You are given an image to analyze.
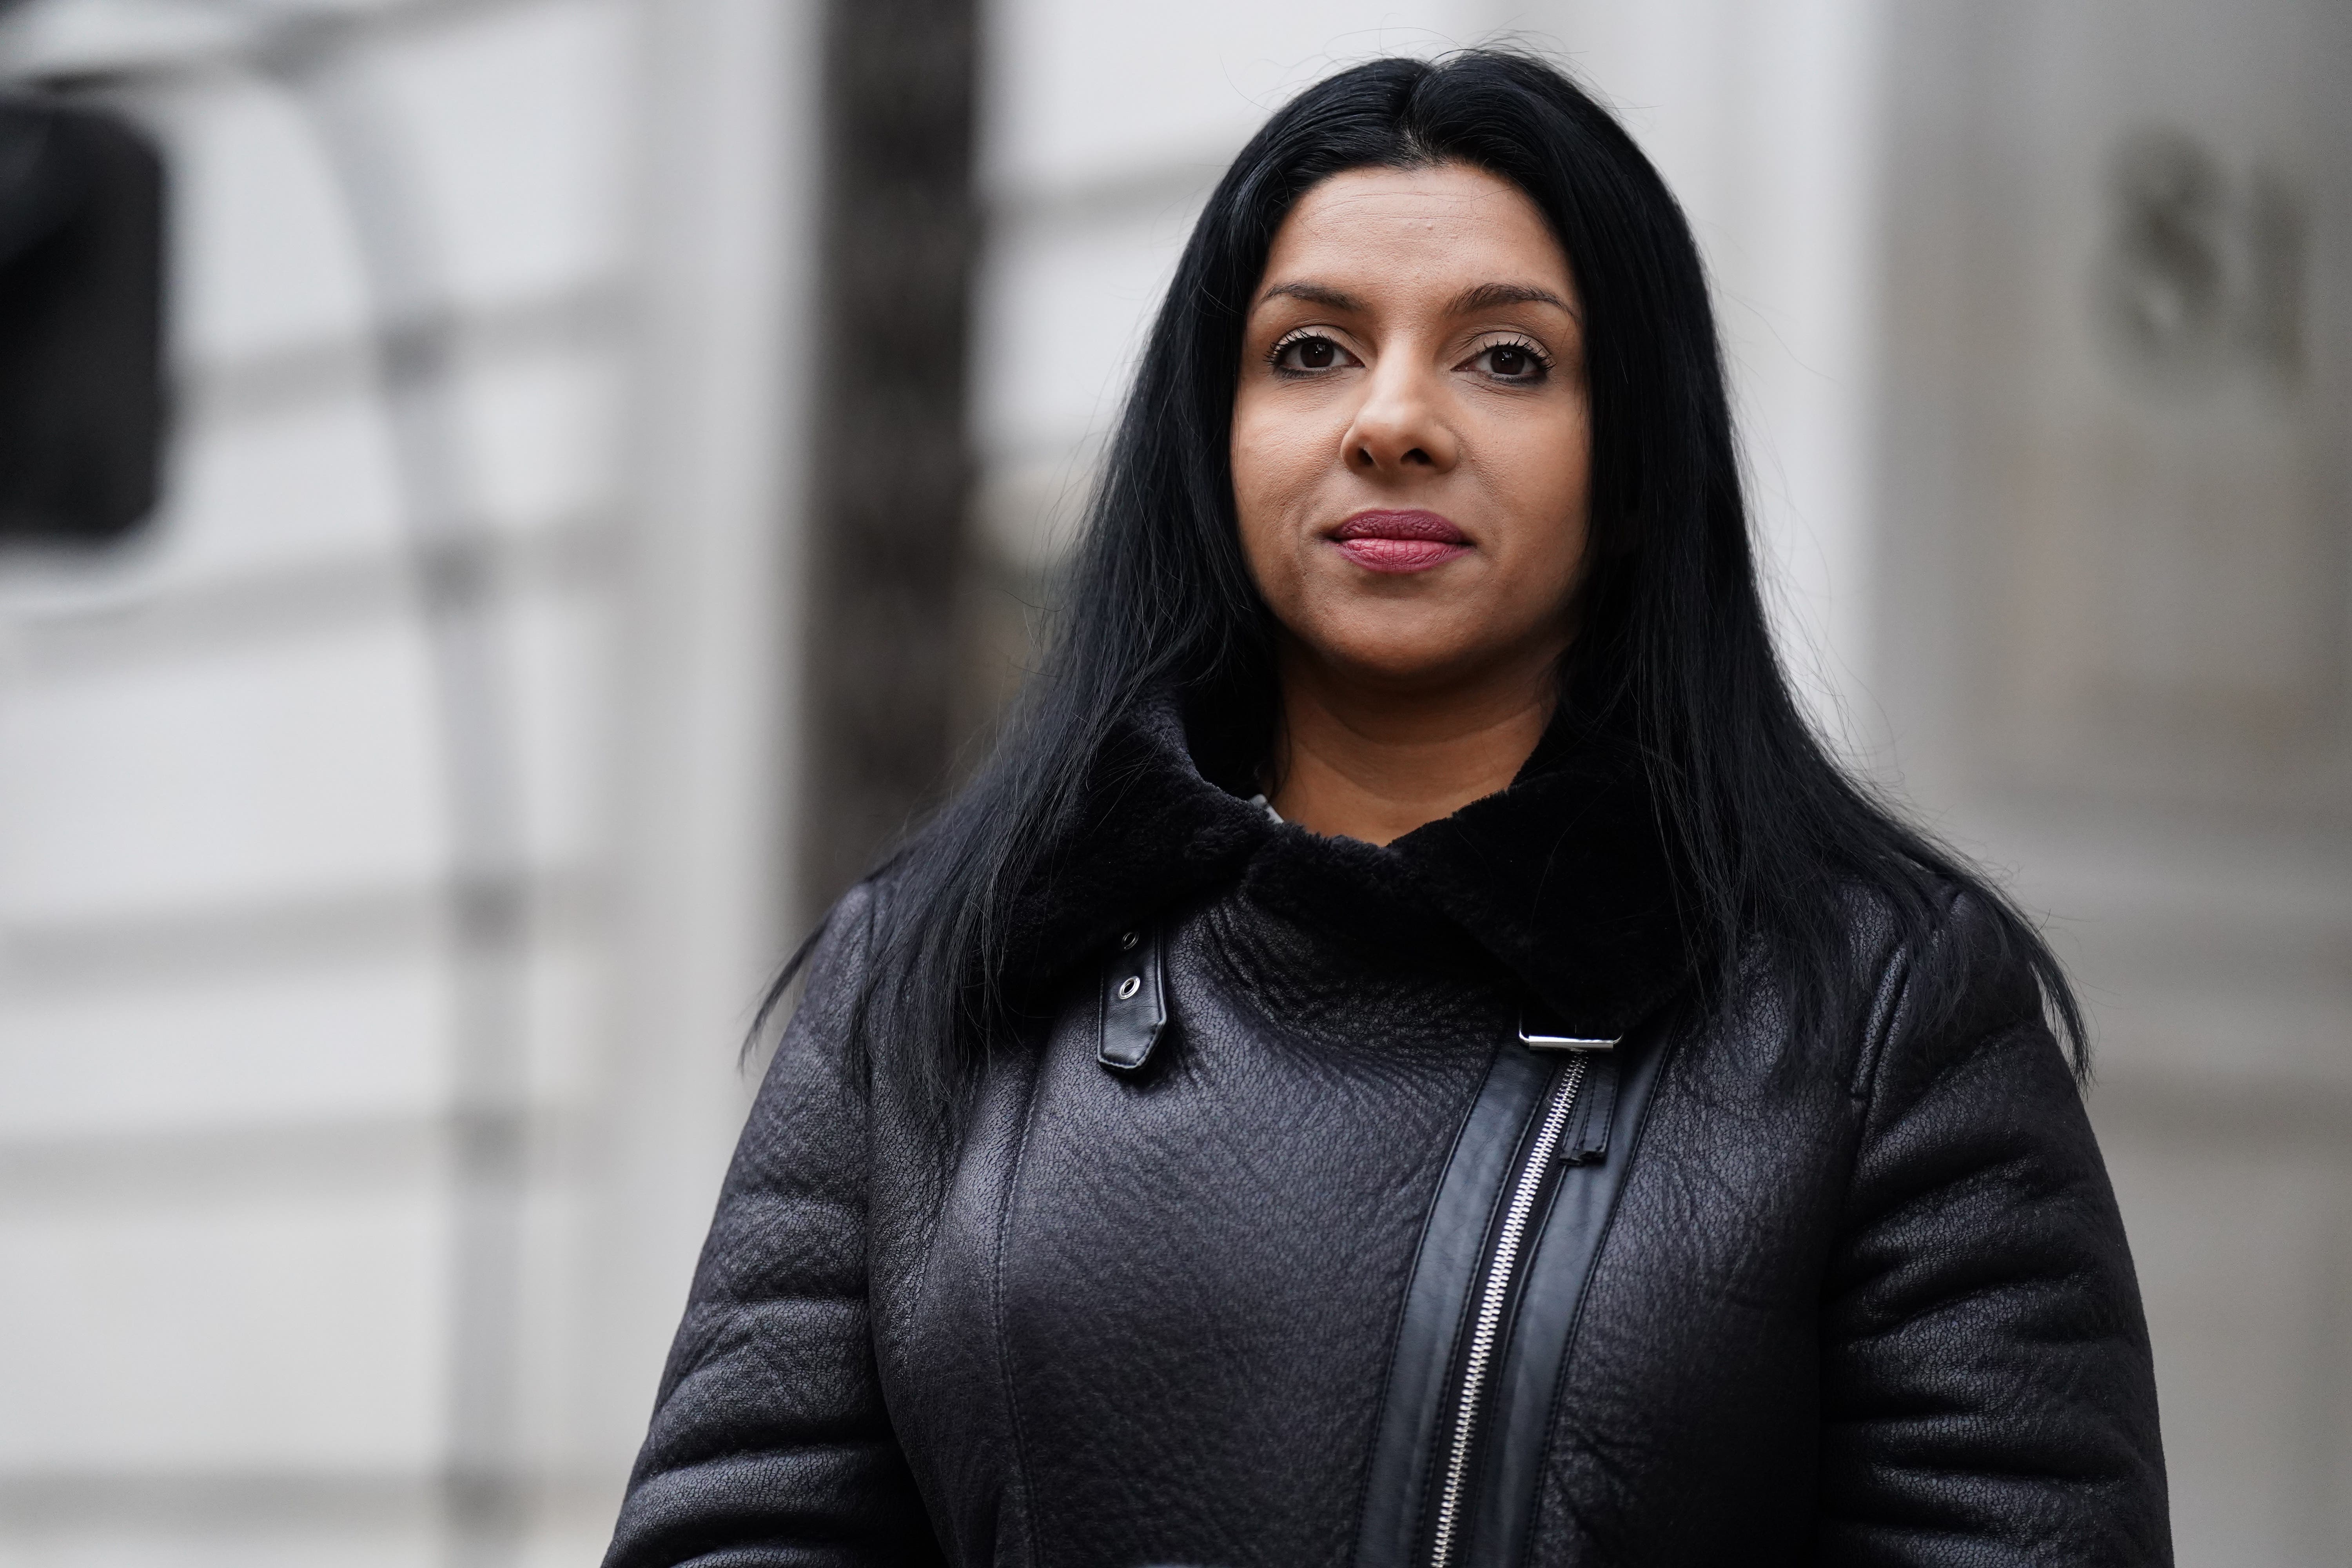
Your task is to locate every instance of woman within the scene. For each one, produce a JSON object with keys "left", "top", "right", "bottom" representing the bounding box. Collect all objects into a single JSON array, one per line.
[{"left": 606, "top": 51, "right": 2169, "bottom": 1568}]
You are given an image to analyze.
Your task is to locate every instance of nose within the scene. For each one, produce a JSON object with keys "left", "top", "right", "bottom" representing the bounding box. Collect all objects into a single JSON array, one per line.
[{"left": 1340, "top": 354, "right": 1459, "bottom": 476}]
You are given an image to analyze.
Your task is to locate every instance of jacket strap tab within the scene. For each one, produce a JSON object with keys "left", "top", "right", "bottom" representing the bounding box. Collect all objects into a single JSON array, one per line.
[{"left": 1097, "top": 922, "right": 1168, "bottom": 1073}]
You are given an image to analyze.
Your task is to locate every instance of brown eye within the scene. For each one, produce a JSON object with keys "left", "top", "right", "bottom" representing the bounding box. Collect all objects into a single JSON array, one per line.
[
  {"left": 1274, "top": 334, "right": 1353, "bottom": 372},
  {"left": 1478, "top": 342, "right": 1546, "bottom": 381}
]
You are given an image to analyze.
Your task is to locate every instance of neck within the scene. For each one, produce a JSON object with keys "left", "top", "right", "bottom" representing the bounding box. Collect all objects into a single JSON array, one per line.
[{"left": 1265, "top": 642, "right": 1560, "bottom": 846}]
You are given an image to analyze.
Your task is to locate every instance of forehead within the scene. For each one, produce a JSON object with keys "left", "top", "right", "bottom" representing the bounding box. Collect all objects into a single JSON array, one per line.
[{"left": 1258, "top": 163, "right": 1572, "bottom": 297}]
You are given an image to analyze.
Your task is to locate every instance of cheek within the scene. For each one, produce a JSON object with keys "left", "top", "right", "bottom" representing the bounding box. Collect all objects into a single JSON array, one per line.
[
  {"left": 1231, "top": 400, "right": 1328, "bottom": 510},
  {"left": 1492, "top": 407, "right": 1592, "bottom": 591},
  {"left": 1229, "top": 399, "right": 1330, "bottom": 586}
]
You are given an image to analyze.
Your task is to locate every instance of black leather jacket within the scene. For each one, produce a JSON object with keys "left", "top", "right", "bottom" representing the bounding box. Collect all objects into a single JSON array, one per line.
[{"left": 604, "top": 700, "right": 2170, "bottom": 1567}]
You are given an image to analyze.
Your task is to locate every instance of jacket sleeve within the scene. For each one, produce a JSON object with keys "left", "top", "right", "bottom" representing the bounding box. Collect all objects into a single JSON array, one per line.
[
  {"left": 603, "top": 887, "right": 947, "bottom": 1567},
  {"left": 1814, "top": 898, "right": 2172, "bottom": 1566}
]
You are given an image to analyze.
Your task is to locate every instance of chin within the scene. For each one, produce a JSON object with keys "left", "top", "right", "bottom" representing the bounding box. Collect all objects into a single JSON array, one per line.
[{"left": 1320, "top": 635, "right": 1499, "bottom": 691}]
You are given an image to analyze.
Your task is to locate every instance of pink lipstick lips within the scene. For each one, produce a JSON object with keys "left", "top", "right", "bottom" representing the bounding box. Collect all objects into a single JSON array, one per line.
[{"left": 1330, "top": 510, "right": 1471, "bottom": 573}]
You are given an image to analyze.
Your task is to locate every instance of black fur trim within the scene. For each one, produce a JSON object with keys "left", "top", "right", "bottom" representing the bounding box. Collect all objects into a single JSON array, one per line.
[{"left": 1002, "top": 691, "right": 1695, "bottom": 1038}]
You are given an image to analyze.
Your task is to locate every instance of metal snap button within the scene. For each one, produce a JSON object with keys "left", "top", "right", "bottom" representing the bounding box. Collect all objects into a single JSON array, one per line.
[{"left": 1116, "top": 975, "right": 1142, "bottom": 1001}]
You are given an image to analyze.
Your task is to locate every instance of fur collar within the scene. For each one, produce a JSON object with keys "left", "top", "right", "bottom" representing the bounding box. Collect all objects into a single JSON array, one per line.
[{"left": 1004, "top": 690, "right": 1697, "bottom": 1040}]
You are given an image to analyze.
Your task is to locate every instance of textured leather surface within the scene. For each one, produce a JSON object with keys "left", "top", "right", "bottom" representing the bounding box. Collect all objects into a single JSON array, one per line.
[
  {"left": 1473, "top": 1035, "right": 1661, "bottom": 1568},
  {"left": 1355, "top": 1041, "right": 1552, "bottom": 1568},
  {"left": 603, "top": 702, "right": 2171, "bottom": 1568}
]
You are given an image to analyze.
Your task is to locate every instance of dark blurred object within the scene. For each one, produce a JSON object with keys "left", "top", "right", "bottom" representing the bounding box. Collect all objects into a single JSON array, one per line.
[
  {"left": 2098, "top": 127, "right": 2305, "bottom": 390},
  {"left": 0, "top": 96, "right": 165, "bottom": 545},
  {"left": 800, "top": 0, "right": 979, "bottom": 912}
]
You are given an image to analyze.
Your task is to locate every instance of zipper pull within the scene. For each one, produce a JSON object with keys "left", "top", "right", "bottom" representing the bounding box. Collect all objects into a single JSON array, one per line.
[
  {"left": 1515, "top": 1006, "right": 1619, "bottom": 1163},
  {"left": 1559, "top": 1046, "right": 1619, "bottom": 1165}
]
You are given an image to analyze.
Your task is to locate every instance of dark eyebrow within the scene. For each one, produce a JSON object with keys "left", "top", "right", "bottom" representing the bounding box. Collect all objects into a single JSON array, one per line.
[
  {"left": 1448, "top": 281, "right": 1576, "bottom": 316},
  {"left": 1256, "top": 279, "right": 1577, "bottom": 318},
  {"left": 1256, "top": 281, "right": 1364, "bottom": 311}
]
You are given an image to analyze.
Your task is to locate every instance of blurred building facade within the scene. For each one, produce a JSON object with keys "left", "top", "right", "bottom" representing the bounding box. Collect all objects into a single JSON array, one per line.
[
  {"left": 1875, "top": 7, "right": 2352, "bottom": 1559},
  {"left": 0, "top": 0, "right": 2343, "bottom": 1564},
  {"left": 0, "top": 0, "right": 815, "bottom": 1561}
]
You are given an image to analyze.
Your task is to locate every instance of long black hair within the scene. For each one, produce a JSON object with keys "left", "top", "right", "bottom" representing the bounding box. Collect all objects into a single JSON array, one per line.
[{"left": 780, "top": 48, "right": 2082, "bottom": 1103}]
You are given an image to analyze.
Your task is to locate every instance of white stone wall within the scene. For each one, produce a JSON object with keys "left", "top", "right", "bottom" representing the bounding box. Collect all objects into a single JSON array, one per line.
[
  {"left": 1875, "top": 4, "right": 2352, "bottom": 1561},
  {"left": 0, "top": 0, "right": 817, "bottom": 1562}
]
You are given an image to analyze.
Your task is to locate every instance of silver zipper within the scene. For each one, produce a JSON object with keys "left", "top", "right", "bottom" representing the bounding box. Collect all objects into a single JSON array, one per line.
[{"left": 1425, "top": 1052, "right": 1590, "bottom": 1568}]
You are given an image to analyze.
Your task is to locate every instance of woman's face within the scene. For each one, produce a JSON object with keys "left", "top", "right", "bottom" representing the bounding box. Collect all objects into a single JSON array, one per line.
[{"left": 1232, "top": 162, "right": 1591, "bottom": 693}]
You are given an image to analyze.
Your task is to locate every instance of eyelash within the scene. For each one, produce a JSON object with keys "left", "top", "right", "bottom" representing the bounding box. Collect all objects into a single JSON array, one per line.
[
  {"left": 1264, "top": 330, "right": 1556, "bottom": 380},
  {"left": 1465, "top": 335, "right": 1554, "bottom": 379},
  {"left": 1267, "top": 330, "right": 1356, "bottom": 374}
]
